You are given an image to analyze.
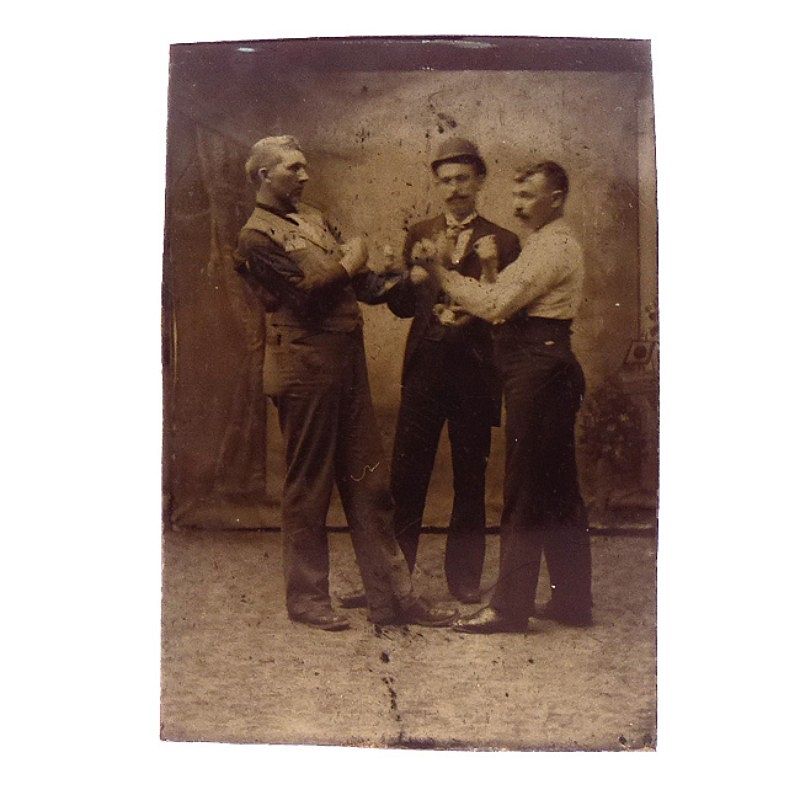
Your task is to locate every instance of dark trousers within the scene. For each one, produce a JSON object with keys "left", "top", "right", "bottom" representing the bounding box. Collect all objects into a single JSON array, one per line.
[
  {"left": 391, "top": 339, "right": 492, "bottom": 596},
  {"left": 269, "top": 328, "right": 412, "bottom": 622},
  {"left": 490, "top": 320, "right": 592, "bottom": 620}
]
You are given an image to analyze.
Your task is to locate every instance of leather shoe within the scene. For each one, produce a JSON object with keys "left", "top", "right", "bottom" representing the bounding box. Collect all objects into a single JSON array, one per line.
[
  {"left": 289, "top": 608, "right": 351, "bottom": 631},
  {"left": 375, "top": 599, "right": 457, "bottom": 628},
  {"left": 536, "top": 600, "right": 593, "bottom": 627},
  {"left": 337, "top": 589, "right": 368, "bottom": 609},
  {"left": 451, "top": 587, "right": 482, "bottom": 605},
  {"left": 452, "top": 606, "right": 528, "bottom": 634}
]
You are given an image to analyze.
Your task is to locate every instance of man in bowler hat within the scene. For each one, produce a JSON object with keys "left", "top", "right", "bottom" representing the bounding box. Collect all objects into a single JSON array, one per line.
[{"left": 383, "top": 137, "right": 521, "bottom": 603}]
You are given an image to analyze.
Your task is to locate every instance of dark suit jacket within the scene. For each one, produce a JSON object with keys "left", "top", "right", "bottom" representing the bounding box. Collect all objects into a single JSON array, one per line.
[
  {"left": 236, "top": 202, "right": 391, "bottom": 396},
  {"left": 385, "top": 214, "right": 521, "bottom": 425},
  {"left": 236, "top": 202, "right": 390, "bottom": 328}
]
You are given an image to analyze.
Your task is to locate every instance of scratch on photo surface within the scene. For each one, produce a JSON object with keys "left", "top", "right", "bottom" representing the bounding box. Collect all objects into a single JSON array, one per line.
[{"left": 350, "top": 462, "right": 381, "bottom": 482}]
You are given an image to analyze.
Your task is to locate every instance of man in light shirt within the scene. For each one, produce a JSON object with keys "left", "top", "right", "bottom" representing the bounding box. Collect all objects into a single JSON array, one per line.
[{"left": 424, "top": 160, "right": 593, "bottom": 633}]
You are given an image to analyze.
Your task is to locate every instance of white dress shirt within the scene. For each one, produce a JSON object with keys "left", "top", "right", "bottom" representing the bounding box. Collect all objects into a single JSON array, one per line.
[{"left": 438, "top": 217, "right": 584, "bottom": 324}]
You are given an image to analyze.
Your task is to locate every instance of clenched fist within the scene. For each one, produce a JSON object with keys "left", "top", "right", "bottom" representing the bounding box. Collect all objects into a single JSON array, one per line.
[
  {"left": 339, "top": 236, "right": 369, "bottom": 276},
  {"left": 410, "top": 238, "right": 438, "bottom": 267},
  {"left": 409, "top": 265, "right": 430, "bottom": 285},
  {"left": 473, "top": 234, "right": 498, "bottom": 263}
]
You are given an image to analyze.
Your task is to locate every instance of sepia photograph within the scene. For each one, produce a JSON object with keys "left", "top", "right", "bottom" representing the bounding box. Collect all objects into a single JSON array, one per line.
[
  {"left": 160, "top": 35, "right": 658, "bottom": 750},
  {"left": 6, "top": 0, "right": 800, "bottom": 795},
  {"left": 7, "top": 2, "right": 799, "bottom": 789}
]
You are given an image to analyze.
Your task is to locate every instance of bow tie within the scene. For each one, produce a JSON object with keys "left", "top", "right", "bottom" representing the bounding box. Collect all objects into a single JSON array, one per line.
[{"left": 445, "top": 214, "right": 477, "bottom": 239}]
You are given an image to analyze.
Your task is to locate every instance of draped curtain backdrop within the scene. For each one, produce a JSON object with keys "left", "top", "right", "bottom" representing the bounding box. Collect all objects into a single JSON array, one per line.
[
  {"left": 194, "top": 126, "right": 267, "bottom": 501},
  {"left": 163, "top": 38, "right": 657, "bottom": 531}
]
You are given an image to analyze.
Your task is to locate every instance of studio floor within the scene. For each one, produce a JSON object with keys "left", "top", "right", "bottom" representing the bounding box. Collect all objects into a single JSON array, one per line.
[{"left": 161, "top": 530, "right": 656, "bottom": 750}]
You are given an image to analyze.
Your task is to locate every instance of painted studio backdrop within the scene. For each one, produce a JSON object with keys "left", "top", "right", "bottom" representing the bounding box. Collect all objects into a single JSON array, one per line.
[{"left": 163, "top": 38, "right": 658, "bottom": 532}]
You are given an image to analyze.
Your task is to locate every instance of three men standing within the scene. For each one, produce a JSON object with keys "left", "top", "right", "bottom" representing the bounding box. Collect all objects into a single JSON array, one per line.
[
  {"left": 234, "top": 134, "right": 592, "bottom": 634},
  {"left": 384, "top": 138, "right": 520, "bottom": 603}
]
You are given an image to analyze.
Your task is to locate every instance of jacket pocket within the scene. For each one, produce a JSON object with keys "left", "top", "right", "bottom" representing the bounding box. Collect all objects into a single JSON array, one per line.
[{"left": 263, "top": 327, "right": 347, "bottom": 396}]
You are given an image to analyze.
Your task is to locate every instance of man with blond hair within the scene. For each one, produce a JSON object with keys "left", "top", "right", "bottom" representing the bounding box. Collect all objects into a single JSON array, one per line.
[{"left": 234, "top": 135, "right": 456, "bottom": 631}]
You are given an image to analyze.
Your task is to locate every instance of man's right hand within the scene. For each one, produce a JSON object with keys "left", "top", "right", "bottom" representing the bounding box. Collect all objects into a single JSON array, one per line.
[
  {"left": 473, "top": 234, "right": 498, "bottom": 263},
  {"left": 409, "top": 265, "right": 430, "bottom": 285}
]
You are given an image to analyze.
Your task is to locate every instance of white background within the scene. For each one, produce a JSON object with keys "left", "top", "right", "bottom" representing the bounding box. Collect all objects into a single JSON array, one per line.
[{"left": 2, "top": 1, "right": 798, "bottom": 792}]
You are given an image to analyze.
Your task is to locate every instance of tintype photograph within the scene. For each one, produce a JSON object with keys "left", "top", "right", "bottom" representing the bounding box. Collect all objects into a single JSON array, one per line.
[{"left": 161, "top": 35, "right": 658, "bottom": 750}]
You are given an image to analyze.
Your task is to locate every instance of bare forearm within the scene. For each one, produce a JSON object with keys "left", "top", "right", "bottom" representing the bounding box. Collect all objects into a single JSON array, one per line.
[{"left": 436, "top": 266, "right": 526, "bottom": 323}]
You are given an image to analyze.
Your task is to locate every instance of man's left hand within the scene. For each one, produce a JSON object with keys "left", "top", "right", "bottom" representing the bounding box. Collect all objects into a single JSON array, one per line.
[
  {"left": 339, "top": 236, "right": 369, "bottom": 276},
  {"left": 433, "top": 302, "right": 473, "bottom": 327},
  {"left": 410, "top": 238, "right": 438, "bottom": 268}
]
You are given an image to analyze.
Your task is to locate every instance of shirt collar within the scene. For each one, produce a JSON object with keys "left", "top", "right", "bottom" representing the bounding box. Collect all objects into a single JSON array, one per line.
[
  {"left": 539, "top": 216, "right": 568, "bottom": 234},
  {"left": 256, "top": 198, "right": 297, "bottom": 218},
  {"left": 444, "top": 211, "right": 478, "bottom": 229},
  {"left": 525, "top": 215, "right": 569, "bottom": 242}
]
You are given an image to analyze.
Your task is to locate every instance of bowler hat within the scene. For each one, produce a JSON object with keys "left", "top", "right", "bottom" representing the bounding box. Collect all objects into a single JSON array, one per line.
[{"left": 431, "top": 137, "right": 486, "bottom": 175}]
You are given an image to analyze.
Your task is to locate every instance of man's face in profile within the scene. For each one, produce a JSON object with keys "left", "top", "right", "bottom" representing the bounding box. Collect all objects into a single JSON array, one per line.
[
  {"left": 513, "top": 172, "right": 562, "bottom": 230},
  {"left": 263, "top": 148, "right": 309, "bottom": 207},
  {"left": 434, "top": 161, "right": 484, "bottom": 219}
]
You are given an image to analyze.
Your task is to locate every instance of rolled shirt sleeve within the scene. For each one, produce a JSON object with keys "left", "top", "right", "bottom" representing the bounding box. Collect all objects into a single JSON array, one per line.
[{"left": 438, "top": 220, "right": 583, "bottom": 323}]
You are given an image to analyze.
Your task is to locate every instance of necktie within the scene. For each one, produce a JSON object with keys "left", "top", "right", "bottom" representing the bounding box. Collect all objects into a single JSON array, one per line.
[{"left": 445, "top": 217, "right": 475, "bottom": 265}]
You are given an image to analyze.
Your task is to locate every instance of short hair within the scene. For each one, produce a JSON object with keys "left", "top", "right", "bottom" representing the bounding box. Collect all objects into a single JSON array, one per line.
[
  {"left": 245, "top": 135, "right": 301, "bottom": 183},
  {"left": 514, "top": 160, "right": 569, "bottom": 198}
]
